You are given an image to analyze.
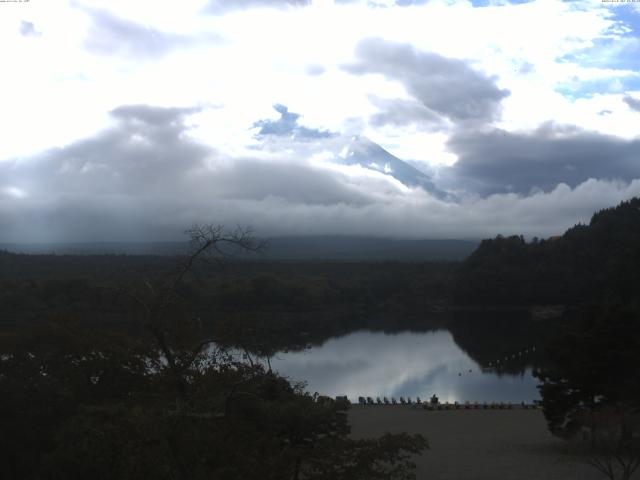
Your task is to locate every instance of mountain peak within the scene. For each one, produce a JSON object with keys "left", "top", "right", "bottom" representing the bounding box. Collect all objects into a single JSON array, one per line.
[{"left": 336, "top": 136, "right": 449, "bottom": 199}]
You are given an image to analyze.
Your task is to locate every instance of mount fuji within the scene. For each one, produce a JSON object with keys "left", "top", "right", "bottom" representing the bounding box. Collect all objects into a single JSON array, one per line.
[{"left": 335, "top": 136, "right": 448, "bottom": 199}]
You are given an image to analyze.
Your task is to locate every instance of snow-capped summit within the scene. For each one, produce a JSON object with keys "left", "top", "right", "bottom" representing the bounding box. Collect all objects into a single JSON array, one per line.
[{"left": 336, "top": 136, "right": 447, "bottom": 198}]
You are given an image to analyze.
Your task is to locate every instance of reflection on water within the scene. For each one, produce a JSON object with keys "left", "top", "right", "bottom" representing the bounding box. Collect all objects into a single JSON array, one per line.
[{"left": 270, "top": 330, "right": 540, "bottom": 403}]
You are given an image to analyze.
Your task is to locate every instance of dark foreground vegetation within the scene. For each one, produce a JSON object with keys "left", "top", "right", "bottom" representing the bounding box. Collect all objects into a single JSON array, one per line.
[
  {"left": 1, "top": 198, "right": 640, "bottom": 479},
  {"left": 0, "top": 226, "right": 428, "bottom": 479},
  {"left": 0, "top": 251, "right": 454, "bottom": 353}
]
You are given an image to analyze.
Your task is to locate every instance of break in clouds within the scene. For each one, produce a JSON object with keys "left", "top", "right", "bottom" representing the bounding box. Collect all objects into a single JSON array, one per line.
[{"left": 2, "top": 103, "right": 640, "bottom": 243}]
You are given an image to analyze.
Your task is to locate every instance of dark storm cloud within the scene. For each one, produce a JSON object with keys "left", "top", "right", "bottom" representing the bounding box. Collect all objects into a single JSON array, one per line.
[
  {"left": 19, "top": 21, "right": 39, "bottom": 37},
  {"left": 623, "top": 95, "right": 640, "bottom": 112},
  {"left": 79, "top": 6, "right": 213, "bottom": 59},
  {"left": 444, "top": 123, "right": 640, "bottom": 195},
  {"left": 343, "top": 38, "right": 510, "bottom": 127},
  {"left": 253, "top": 104, "right": 336, "bottom": 140},
  {"left": 204, "top": 0, "right": 310, "bottom": 15}
]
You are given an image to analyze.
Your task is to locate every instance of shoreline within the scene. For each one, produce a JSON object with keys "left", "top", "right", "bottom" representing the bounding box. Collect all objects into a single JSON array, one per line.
[{"left": 348, "top": 405, "right": 600, "bottom": 480}]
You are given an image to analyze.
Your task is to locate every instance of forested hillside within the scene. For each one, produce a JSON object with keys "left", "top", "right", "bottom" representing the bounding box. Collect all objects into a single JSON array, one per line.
[
  {"left": 454, "top": 197, "right": 640, "bottom": 306},
  {"left": 454, "top": 197, "right": 640, "bottom": 461}
]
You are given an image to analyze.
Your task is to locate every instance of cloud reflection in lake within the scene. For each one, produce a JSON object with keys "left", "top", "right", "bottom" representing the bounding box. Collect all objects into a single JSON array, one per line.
[{"left": 270, "top": 330, "right": 539, "bottom": 403}]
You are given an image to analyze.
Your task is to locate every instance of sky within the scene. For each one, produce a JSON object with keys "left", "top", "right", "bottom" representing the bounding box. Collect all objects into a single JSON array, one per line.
[{"left": 1, "top": 0, "right": 640, "bottom": 242}]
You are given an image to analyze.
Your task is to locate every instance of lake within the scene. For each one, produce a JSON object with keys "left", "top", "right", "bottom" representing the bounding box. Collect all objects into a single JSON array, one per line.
[{"left": 270, "top": 329, "right": 541, "bottom": 403}]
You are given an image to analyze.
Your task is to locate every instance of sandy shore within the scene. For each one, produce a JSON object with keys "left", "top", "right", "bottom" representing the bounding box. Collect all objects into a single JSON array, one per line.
[{"left": 349, "top": 405, "right": 601, "bottom": 480}]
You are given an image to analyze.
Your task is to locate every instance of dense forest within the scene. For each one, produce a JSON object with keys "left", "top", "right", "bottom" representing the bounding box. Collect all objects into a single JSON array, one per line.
[
  {"left": 0, "top": 252, "right": 455, "bottom": 353},
  {"left": 455, "top": 197, "right": 640, "bottom": 306}
]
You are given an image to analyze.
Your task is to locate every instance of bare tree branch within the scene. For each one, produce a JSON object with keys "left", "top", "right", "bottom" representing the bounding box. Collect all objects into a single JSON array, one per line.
[{"left": 121, "top": 223, "right": 267, "bottom": 405}]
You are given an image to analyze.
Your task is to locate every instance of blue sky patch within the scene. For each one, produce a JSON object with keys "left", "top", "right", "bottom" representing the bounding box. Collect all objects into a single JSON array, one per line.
[{"left": 555, "top": 74, "right": 640, "bottom": 99}]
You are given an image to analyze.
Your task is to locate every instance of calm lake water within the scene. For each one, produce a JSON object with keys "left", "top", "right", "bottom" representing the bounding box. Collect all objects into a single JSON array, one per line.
[{"left": 270, "top": 330, "right": 540, "bottom": 403}]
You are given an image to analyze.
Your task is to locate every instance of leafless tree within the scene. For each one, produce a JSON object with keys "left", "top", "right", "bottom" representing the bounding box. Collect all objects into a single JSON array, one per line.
[{"left": 122, "top": 224, "right": 266, "bottom": 406}]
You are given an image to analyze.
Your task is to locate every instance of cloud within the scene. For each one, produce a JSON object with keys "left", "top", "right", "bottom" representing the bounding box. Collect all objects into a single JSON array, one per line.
[
  {"left": 518, "top": 61, "right": 535, "bottom": 75},
  {"left": 212, "top": 159, "right": 376, "bottom": 206},
  {"left": 368, "top": 96, "right": 445, "bottom": 129},
  {"left": 1, "top": 105, "right": 207, "bottom": 202},
  {"left": 0, "top": 103, "right": 387, "bottom": 242},
  {"left": 623, "top": 94, "right": 640, "bottom": 112},
  {"left": 305, "top": 64, "right": 326, "bottom": 76},
  {"left": 110, "top": 104, "right": 201, "bottom": 126},
  {"left": 394, "top": 0, "right": 428, "bottom": 5},
  {"left": 204, "top": 0, "right": 311, "bottom": 15},
  {"left": 5, "top": 0, "right": 640, "bottom": 247},
  {"left": 80, "top": 6, "right": 205, "bottom": 59},
  {"left": 442, "top": 123, "right": 640, "bottom": 195},
  {"left": 271, "top": 331, "right": 472, "bottom": 400},
  {"left": 253, "top": 104, "right": 336, "bottom": 140},
  {"left": 343, "top": 38, "right": 510, "bottom": 127},
  {"left": 19, "top": 21, "right": 39, "bottom": 37},
  {"left": 2, "top": 103, "right": 640, "bottom": 244}
]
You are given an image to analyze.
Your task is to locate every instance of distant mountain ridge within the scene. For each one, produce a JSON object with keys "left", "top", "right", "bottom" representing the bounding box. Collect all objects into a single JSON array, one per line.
[
  {"left": 1, "top": 236, "right": 478, "bottom": 261},
  {"left": 262, "top": 236, "right": 477, "bottom": 261}
]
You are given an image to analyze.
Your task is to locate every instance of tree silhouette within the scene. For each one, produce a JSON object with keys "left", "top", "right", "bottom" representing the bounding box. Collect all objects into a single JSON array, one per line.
[
  {"left": 535, "top": 305, "right": 640, "bottom": 480},
  {"left": 0, "top": 224, "right": 428, "bottom": 480}
]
